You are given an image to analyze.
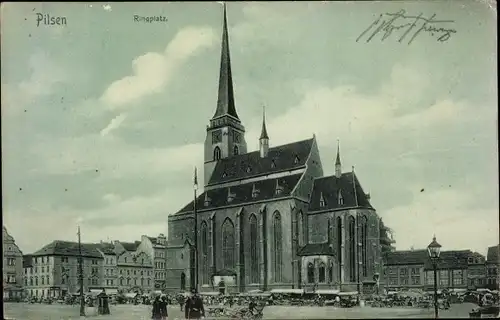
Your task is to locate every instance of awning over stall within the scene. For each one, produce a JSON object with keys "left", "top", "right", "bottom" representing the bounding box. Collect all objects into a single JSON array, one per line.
[
  {"left": 125, "top": 293, "right": 138, "bottom": 298},
  {"left": 270, "top": 289, "right": 305, "bottom": 294}
]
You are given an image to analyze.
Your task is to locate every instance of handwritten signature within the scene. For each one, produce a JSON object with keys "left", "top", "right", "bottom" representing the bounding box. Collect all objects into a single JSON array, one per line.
[{"left": 356, "top": 10, "right": 457, "bottom": 45}]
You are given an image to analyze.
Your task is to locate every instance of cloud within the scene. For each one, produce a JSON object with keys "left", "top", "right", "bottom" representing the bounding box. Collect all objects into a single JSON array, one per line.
[
  {"left": 100, "top": 27, "right": 217, "bottom": 109},
  {"left": 1, "top": 52, "right": 67, "bottom": 117},
  {"left": 100, "top": 113, "right": 127, "bottom": 137}
]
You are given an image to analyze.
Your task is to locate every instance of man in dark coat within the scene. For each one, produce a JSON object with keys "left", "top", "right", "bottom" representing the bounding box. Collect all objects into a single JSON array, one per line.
[
  {"left": 151, "top": 295, "right": 162, "bottom": 320},
  {"left": 160, "top": 295, "right": 168, "bottom": 320},
  {"left": 185, "top": 289, "right": 205, "bottom": 319}
]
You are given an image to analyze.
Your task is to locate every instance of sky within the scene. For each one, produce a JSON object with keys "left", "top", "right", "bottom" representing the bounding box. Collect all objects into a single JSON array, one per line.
[{"left": 1, "top": 1, "right": 497, "bottom": 256}]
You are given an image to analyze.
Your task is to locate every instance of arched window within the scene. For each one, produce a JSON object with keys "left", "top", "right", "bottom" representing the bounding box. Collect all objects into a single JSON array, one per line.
[
  {"left": 298, "top": 211, "right": 304, "bottom": 247},
  {"left": 318, "top": 262, "right": 326, "bottom": 283},
  {"left": 307, "top": 263, "right": 315, "bottom": 283},
  {"left": 41, "top": 277, "right": 45, "bottom": 285},
  {"left": 234, "top": 145, "right": 239, "bottom": 155},
  {"left": 30, "top": 277, "right": 33, "bottom": 286},
  {"left": 273, "top": 211, "right": 283, "bottom": 282},
  {"left": 361, "top": 216, "right": 368, "bottom": 277},
  {"left": 180, "top": 273, "right": 186, "bottom": 291},
  {"left": 35, "top": 277, "right": 38, "bottom": 286},
  {"left": 348, "top": 216, "right": 356, "bottom": 282},
  {"left": 336, "top": 217, "right": 342, "bottom": 266},
  {"left": 200, "top": 221, "right": 209, "bottom": 285},
  {"left": 221, "top": 218, "right": 235, "bottom": 269},
  {"left": 214, "top": 147, "right": 222, "bottom": 161},
  {"left": 329, "top": 264, "right": 334, "bottom": 283},
  {"left": 249, "top": 214, "right": 259, "bottom": 283},
  {"left": 46, "top": 275, "right": 49, "bottom": 285}
]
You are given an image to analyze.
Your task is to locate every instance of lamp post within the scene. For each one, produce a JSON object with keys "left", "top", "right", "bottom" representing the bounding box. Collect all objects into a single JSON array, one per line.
[
  {"left": 427, "top": 235, "right": 442, "bottom": 319},
  {"left": 77, "top": 226, "right": 86, "bottom": 316},
  {"left": 193, "top": 167, "right": 199, "bottom": 292}
]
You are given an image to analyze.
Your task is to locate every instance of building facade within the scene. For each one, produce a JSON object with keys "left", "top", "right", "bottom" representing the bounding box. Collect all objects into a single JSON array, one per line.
[
  {"left": 23, "top": 241, "right": 104, "bottom": 298},
  {"left": 114, "top": 241, "right": 154, "bottom": 294},
  {"left": 166, "top": 6, "right": 383, "bottom": 294},
  {"left": 94, "top": 242, "right": 119, "bottom": 295},
  {"left": 3, "top": 226, "right": 24, "bottom": 299},
  {"left": 383, "top": 249, "right": 471, "bottom": 293},
  {"left": 486, "top": 245, "right": 499, "bottom": 290},
  {"left": 467, "top": 252, "right": 487, "bottom": 290},
  {"left": 136, "top": 234, "right": 167, "bottom": 292}
]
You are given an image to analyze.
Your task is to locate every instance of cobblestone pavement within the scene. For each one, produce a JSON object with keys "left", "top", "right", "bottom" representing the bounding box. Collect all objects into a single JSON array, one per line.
[{"left": 3, "top": 302, "right": 478, "bottom": 319}]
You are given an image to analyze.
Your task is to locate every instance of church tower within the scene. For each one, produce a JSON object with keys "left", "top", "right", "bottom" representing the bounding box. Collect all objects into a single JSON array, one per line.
[{"left": 204, "top": 4, "right": 247, "bottom": 186}]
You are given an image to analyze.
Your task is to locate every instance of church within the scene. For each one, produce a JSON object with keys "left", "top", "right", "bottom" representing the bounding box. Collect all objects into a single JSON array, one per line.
[{"left": 165, "top": 5, "right": 382, "bottom": 294}]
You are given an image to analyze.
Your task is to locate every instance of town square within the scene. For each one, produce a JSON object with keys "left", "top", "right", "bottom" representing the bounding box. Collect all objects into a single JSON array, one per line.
[{"left": 2, "top": 1, "right": 498, "bottom": 319}]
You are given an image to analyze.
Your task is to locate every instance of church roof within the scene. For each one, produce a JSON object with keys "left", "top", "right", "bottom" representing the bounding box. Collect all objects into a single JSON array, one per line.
[
  {"left": 32, "top": 241, "right": 103, "bottom": 259},
  {"left": 176, "top": 173, "right": 303, "bottom": 214},
  {"left": 208, "top": 138, "right": 314, "bottom": 185},
  {"left": 297, "top": 243, "right": 336, "bottom": 256},
  {"left": 308, "top": 172, "right": 373, "bottom": 212}
]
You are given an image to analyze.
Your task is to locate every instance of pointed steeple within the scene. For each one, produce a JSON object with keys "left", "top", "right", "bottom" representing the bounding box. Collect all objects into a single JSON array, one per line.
[
  {"left": 335, "top": 139, "right": 342, "bottom": 178},
  {"left": 213, "top": 3, "right": 239, "bottom": 121},
  {"left": 260, "top": 106, "right": 269, "bottom": 140},
  {"left": 259, "top": 106, "right": 270, "bottom": 158}
]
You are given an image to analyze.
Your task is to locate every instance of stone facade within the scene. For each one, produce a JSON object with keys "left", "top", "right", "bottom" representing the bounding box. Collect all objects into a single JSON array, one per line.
[
  {"left": 114, "top": 241, "right": 154, "bottom": 294},
  {"left": 3, "top": 226, "right": 24, "bottom": 299},
  {"left": 136, "top": 234, "right": 167, "bottom": 292}
]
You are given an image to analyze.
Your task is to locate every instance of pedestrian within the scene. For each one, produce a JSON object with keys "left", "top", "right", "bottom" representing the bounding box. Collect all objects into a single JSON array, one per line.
[
  {"left": 160, "top": 295, "right": 168, "bottom": 320},
  {"left": 185, "top": 289, "right": 205, "bottom": 320},
  {"left": 151, "top": 295, "right": 162, "bottom": 320},
  {"left": 178, "top": 294, "right": 185, "bottom": 311}
]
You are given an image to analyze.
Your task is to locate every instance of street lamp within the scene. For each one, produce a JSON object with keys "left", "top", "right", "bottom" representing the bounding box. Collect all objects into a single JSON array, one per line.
[{"left": 427, "top": 235, "right": 442, "bottom": 319}]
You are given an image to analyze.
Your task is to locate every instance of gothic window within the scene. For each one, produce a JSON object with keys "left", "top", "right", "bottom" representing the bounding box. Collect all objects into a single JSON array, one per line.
[
  {"left": 273, "top": 211, "right": 283, "bottom": 282},
  {"left": 214, "top": 147, "right": 222, "bottom": 161},
  {"left": 30, "top": 277, "right": 33, "bottom": 286},
  {"left": 319, "top": 193, "right": 326, "bottom": 207},
  {"left": 234, "top": 145, "right": 239, "bottom": 155},
  {"left": 200, "top": 221, "right": 209, "bottom": 285},
  {"left": 307, "top": 263, "right": 315, "bottom": 283},
  {"left": 336, "top": 217, "right": 342, "bottom": 266},
  {"left": 338, "top": 190, "right": 344, "bottom": 205},
  {"left": 348, "top": 216, "right": 356, "bottom": 282},
  {"left": 249, "top": 214, "right": 259, "bottom": 283},
  {"left": 298, "top": 210, "right": 304, "bottom": 247},
  {"left": 35, "top": 277, "right": 38, "bottom": 286},
  {"left": 318, "top": 262, "right": 326, "bottom": 283},
  {"left": 221, "top": 218, "right": 235, "bottom": 269},
  {"left": 361, "top": 216, "right": 368, "bottom": 277},
  {"left": 329, "top": 264, "right": 334, "bottom": 283}
]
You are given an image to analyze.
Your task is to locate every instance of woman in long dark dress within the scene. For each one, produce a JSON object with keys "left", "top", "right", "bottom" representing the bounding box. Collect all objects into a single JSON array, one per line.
[{"left": 160, "top": 295, "right": 168, "bottom": 320}]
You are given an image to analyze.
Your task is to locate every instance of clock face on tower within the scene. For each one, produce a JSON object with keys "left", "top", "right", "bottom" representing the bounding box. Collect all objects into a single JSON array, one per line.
[{"left": 212, "top": 130, "right": 222, "bottom": 144}]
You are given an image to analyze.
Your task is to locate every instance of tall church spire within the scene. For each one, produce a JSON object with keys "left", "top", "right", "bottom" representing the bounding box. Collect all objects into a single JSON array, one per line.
[
  {"left": 335, "top": 139, "right": 342, "bottom": 178},
  {"left": 213, "top": 3, "right": 239, "bottom": 121},
  {"left": 259, "top": 106, "right": 269, "bottom": 158}
]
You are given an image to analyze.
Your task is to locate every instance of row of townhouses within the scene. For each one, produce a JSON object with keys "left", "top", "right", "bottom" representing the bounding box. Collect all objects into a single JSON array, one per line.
[
  {"left": 3, "top": 226, "right": 168, "bottom": 299},
  {"left": 381, "top": 245, "right": 500, "bottom": 293}
]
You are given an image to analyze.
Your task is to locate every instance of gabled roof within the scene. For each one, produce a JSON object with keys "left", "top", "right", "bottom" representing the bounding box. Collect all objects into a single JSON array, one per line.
[
  {"left": 486, "top": 245, "right": 499, "bottom": 263},
  {"left": 23, "top": 255, "right": 33, "bottom": 268},
  {"left": 207, "top": 138, "right": 313, "bottom": 185},
  {"left": 121, "top": 241, "right": 141, "bottom": 252},
  {"left": 385, "top": 250, "right": 428, "bottom": 265},
  {"left": 32, "top": 241, "right": 103, "bottom": 259},
  {"left": 175, "top": 173, "right": 302, "bottom": 214},
  {"left": 308, "top": 172, "right": 373, "bottom": 212},
  {"left": 297, "top": 243, "right": 336, "bottom": 256},
  {"left": 385, "top": 249, "right": 472, "bottom": 269},
  {"left": 148, "top": 237, "right": 158, "bottom": 245}
]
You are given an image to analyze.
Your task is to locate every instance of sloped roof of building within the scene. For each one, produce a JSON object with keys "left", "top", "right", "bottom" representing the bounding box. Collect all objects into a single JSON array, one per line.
[
  {"left": 32, "top": 241, "right": 103, "bottom": 258},
  {"left": 297, "top": 243, "right": 336, "bottom": 256},
  {"left": 308, "top": 172, "right": 373, "bottom": 212},
  {"left": 487, "top": 245, "right": 499, "bottom": 263},
  {"left": 148, "top": 237, "right": 158, "bottom": 245},
  {"left": 121, "top": 241, "right": 141, "bottom": 252},
  {"left": 385, "top": 249, "right": 472, "bottom": 269},
  {"left": 175, "top": 173, "right": 303, "bottom": 214},
  {"left": 207, "top": 138, "right": 314, "bottom": 185},
  {"left": 23, "top": 255, "right": 33, "bottom": 268}
]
